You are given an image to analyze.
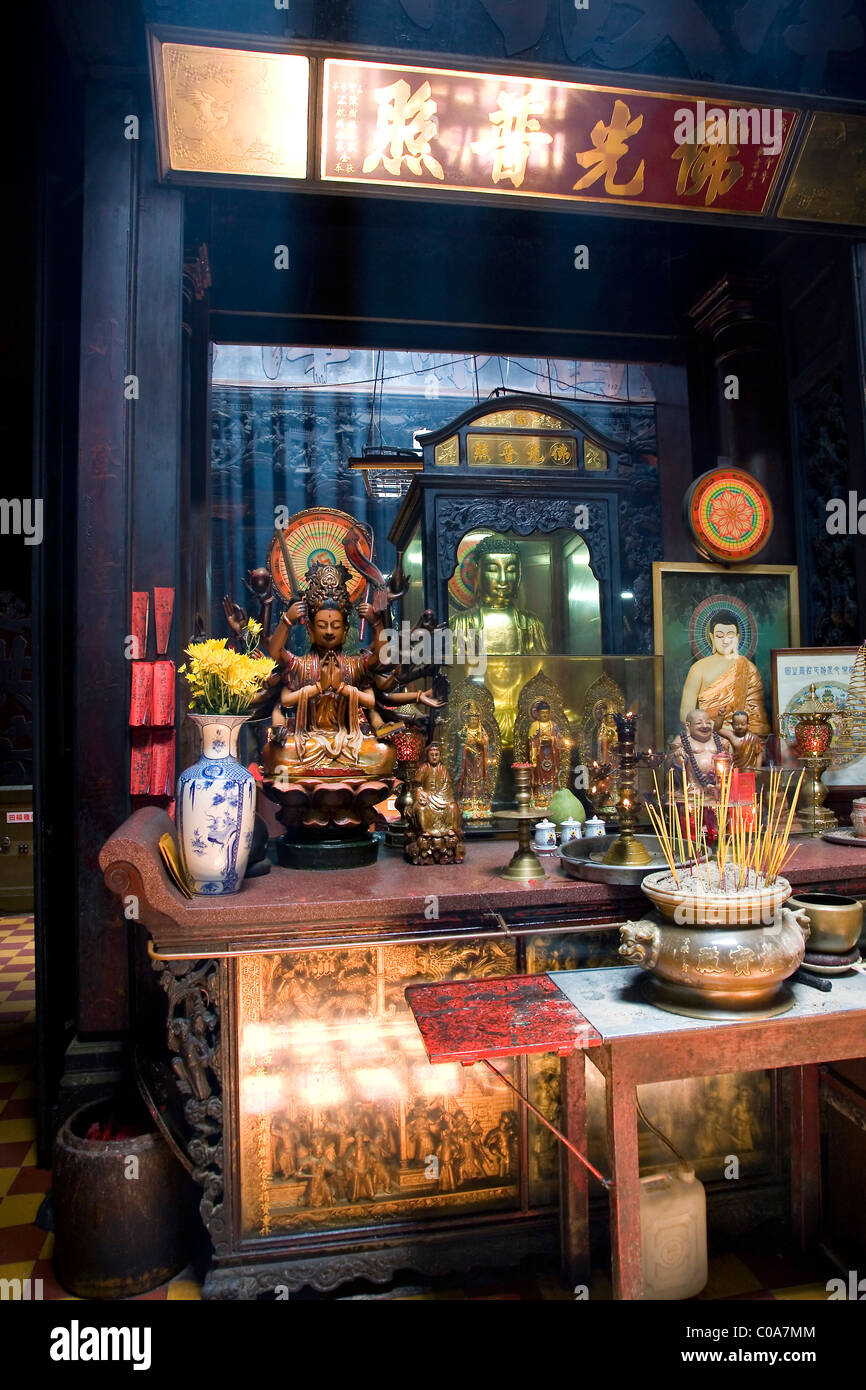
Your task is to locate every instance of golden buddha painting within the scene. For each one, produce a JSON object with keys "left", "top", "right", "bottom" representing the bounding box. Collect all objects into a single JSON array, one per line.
[{"left": 652, "top": 563, "right": 799, "bottom": 748}]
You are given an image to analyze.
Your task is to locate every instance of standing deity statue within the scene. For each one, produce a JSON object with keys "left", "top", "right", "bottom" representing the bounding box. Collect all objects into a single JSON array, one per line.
[
  {"left": 679, "top": 609, "right": 770, "bottom": 737},
  {"left": 456, "top": 700, "right": 493, "bottom": 820},
  {"left": 527, "top": 698, "right": 568, "bottom": 808},
  {"left": 594, "top": 699, "right": 619, "bottom": 766}
]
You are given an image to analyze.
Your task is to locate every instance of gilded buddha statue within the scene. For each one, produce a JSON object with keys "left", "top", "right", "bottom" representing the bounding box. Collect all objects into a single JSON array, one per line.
[
  {"left": 449, "top": 533, "right": 549, "bottom": 657},
  {"left": 679, "top": 609, "right": 770, "bottom": 739},
  {"left": 449, "top": 534, "right": 548, "bottom": 744}
]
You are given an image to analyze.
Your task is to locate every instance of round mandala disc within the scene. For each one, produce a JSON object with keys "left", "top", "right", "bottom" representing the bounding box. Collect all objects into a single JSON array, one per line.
[
  {"left": 685, "top": 468, "right": 773, "bottom": 563},
  {"left": 267, "top": 507, "right": 372, "bottom": 603}
]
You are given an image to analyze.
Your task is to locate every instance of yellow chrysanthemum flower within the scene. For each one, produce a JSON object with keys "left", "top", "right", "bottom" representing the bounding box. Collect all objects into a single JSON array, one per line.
[{"left": 180, "top": 637, "right": 275, "bottom": 714}]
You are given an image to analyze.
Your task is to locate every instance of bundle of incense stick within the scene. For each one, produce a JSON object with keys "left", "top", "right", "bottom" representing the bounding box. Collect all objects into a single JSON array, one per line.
[{"left": 646, "top": 765, "right": 804, "bottom": 890}]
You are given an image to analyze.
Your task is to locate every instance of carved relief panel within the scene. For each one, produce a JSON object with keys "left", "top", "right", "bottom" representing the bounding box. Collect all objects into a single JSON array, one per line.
[{"left": 237, "top": 939, "right": 519, "bottom": 1237}]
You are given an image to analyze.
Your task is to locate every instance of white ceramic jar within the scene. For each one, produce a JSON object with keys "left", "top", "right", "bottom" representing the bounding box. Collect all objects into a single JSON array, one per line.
[
  {"left": 560, "top": 816, "right": 582, "bottom": 846},
  {"left": 533, "top": 818, "right": 557, "bottom": 851}
]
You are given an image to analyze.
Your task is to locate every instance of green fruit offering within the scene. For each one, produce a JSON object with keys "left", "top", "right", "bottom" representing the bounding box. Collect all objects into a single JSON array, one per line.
[{"left": 546, "top": 788, "right": 587, "bottom": 827}]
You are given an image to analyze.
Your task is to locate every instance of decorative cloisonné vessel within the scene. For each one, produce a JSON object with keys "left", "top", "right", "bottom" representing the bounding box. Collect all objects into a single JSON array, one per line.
[{"left": 177, "top": 714, "right": 256, "bottom": 894}]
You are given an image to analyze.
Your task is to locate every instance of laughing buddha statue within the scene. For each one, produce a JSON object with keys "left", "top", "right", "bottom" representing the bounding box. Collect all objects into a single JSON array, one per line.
[{"left": 449, "top": 533, "right": 549, "bottom": 744}]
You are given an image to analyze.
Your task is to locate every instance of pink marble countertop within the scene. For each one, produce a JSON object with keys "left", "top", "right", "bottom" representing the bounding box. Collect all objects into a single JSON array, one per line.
[{"left": 99, "top": 806, "right": 866, "bottom": 956}]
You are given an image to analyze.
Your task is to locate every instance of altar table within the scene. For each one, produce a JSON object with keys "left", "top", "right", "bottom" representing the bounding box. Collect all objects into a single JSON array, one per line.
[{"left": 406, "top": 967, "right": 866, "bottom": 1300}]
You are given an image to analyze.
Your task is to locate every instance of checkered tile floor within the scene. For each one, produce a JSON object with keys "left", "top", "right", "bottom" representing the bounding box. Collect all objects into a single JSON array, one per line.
[
  {"left": 0, "top": 915, "right": 841, "bottom": 1301},
  {"left": 0, "top": 917, "right": 200, "bottom": 1300}
]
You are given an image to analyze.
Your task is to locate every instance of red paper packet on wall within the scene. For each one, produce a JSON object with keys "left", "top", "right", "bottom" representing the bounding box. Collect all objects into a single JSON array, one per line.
[
  {"left": 151, "top": 660, "right": 175, "bottom": 726},
  {"left": 150, "top": 730, "right": 175, "bottom": 797},
  {"left": 129, "top": 662, "right": 153, "bottom": 726},
  {"left": 130, "top": 729, "right": 153, "bottom": 794},
  {"left": 131, "top": 593, "right": 149, "bottom": 660},
  {"left": 153, "top": 588, "right": 175, "bottom": 656}
]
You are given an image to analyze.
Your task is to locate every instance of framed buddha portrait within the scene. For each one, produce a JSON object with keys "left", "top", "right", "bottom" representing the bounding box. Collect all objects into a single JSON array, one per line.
[{"left": 652, "top": 563, "right": 800, "bottom": 746}]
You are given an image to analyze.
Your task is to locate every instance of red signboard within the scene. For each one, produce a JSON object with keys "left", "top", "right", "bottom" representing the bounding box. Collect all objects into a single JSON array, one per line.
[{"left": 322, "top": 59, "right": 796, "bottom": 216}]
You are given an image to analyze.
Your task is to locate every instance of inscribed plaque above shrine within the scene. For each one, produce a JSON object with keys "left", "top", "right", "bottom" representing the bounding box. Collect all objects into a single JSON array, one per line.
[{"left": 321, "top": 59, "right": 797, "bottom": 216}]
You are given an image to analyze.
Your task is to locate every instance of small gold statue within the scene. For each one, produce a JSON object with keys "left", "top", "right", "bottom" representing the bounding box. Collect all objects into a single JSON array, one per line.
[
  {"left": 716, "top": 707, "right": 765, "bottom": 770},
  {"left": 527, "top": 699, "right": 568, "bottom": 809},
  {"left": 404, "top": 744, "right": 466, "bottom": 865},
  {"left": 439, "top": 679, "right": 502, "bottom": 820},
  {"left": 456, "top": 700, "right": 494, "bottom": 821},
  {"left": 514, "top": 673, "right": 572, "bottom": 809}
]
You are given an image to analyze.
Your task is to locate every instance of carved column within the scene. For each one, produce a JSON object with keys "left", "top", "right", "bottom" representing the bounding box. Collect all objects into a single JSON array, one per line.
[
  {"left": 153, "top": 956, "right": 227, "bottom": 1253},
  {"left": 688, "top": 275, "right": 795, "bottom": 564}
]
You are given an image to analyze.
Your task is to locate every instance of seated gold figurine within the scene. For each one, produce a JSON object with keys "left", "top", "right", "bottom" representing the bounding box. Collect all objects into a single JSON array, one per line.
[{"left": 405, "top": 744, "right": 465, "bottom": 865}]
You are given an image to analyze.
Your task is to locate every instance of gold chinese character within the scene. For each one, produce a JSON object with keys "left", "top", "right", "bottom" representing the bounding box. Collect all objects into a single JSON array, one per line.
[
  {"left": 672, "top": 143, "right": 743, "bottom": 205},
  {"left": 362, "top": 79, "right": 445, "bottom": 179},
  {"left": 499, "top": 440, "right": 517, "bottom": 464},
  {"left": 473, "top": 439, "right": 491, "bottom": 462},
  {"left": 471, "top": 90, "right": 553, "bottom": 189},
  {"left": 550, "top": 441, "right": 571, "bottom": 464},
  {"left": 574, "top": 99, "right": 645, "bottom": 196},
  {"left": 526, "top": 439, "right": 544, "bottom": 464}
]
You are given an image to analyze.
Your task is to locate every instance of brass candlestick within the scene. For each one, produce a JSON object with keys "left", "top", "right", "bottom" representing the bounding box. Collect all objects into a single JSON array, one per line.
[
  {"left": 603, "top": 711, "right": 652, "bottom": 866},
  {"left": 498, "top": 763, "right": 546, "bottom": 880}
]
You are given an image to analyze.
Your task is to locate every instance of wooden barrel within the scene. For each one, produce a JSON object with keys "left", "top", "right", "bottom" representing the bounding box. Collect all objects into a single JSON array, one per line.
[{"left": 53, "top": 1100, "right": 200, "bottom": 1299}]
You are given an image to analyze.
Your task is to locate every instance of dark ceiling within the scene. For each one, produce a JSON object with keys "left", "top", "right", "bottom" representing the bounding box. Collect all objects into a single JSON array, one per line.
[{"left": 193, "top": 185, "right": 833, "bottom": 361}]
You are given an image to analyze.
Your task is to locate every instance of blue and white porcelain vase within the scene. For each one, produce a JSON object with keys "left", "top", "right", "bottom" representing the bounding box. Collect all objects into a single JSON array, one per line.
[{"left": 177, "top": 714, "right": 256, "bottom": 895}]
